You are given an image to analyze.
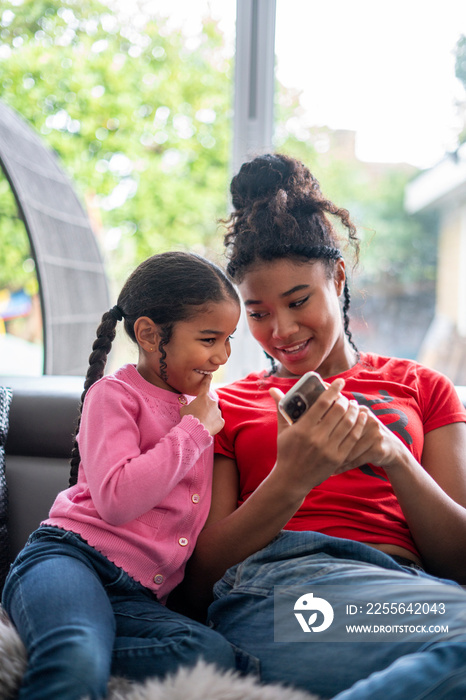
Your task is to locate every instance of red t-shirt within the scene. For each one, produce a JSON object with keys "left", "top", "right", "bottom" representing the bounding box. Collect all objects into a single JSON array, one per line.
[{"left": 215, "top": 353, "right": 466, "bottom": 557}]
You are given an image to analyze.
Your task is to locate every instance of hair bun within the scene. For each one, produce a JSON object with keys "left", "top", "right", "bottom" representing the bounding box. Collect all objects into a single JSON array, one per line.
[{"left": 231, "top": 154, "right": 293, "bottom": 210}]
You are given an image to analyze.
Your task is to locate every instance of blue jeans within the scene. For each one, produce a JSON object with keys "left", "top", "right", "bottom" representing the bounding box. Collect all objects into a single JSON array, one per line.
[
  {"left": 207, "top": 531, "right": 466, "bottom": 700},
  {"left": 2, "top": 526, "right": 236, "bottom": 700}
]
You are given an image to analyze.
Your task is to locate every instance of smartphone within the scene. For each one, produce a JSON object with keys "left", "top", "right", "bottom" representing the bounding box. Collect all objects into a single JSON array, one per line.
[{"left": 278, "top": 371, "right": 327, "bottom": 424}]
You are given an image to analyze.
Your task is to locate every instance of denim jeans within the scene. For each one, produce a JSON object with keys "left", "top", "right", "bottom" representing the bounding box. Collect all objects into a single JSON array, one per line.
[
  {"left": 2, "top": 526, "right": 236, "bottom": 700},
  {"left": 207, "top": 530, "right": 466, "bottom": 700}
]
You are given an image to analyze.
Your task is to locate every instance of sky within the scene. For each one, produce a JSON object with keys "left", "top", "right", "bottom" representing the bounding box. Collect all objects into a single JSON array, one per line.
[
  {"left": 150, "top": 0, "right": 466, "bottom": 170},
  {"left": 274, "top": 0, "right": 466, "bottom": 168}
]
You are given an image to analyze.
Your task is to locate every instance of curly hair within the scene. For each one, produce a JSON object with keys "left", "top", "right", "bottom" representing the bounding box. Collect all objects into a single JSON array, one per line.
[
  {"left": 69, "top": 251, "right": 239, "bottom": 486},
  {"left": 223, "top": 153, "right": 360, "bottom": 358},
  {"left": 224, "top": 153, "right": 359, "bottom": 279}
]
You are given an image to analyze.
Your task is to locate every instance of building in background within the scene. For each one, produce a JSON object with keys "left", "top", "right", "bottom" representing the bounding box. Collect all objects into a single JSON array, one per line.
[{"left": 405, "top": 143, "right": 466, "bottom": 384}]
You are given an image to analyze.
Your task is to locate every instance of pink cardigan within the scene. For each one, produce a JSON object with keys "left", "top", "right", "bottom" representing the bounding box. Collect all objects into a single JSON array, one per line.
[{"left": 45, "top": 364, "right": 213, "bottom": 603}]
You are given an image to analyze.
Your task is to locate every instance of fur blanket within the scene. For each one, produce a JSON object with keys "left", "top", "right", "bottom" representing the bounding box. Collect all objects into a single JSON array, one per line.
[{"left": 0, "top": 611, "right": 319, "bottom": 700}]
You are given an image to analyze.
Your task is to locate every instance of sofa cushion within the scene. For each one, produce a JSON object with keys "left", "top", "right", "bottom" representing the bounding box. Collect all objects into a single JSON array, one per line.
[{"left": 6, "top": 456, "right": 70, "bottom": 560}]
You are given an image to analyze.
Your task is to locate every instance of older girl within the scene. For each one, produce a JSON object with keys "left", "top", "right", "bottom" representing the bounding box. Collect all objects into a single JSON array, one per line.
[{"left": 189, "top": 155, "right": 466, "bottom": 699}]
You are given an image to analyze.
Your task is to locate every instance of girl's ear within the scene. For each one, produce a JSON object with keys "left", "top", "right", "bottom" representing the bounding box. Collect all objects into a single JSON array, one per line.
[
  {"left": 134, "top": 317, "right": 159, "bottom": 352},
  {"left": 334, "top": 259, "right": 346, "bottom": 297}
]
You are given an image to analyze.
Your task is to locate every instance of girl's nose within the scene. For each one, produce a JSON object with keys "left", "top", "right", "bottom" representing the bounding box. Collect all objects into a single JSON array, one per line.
[
  {"left": 211, "top": 342, "right": 231, "bottom": 366},
  {"left": 271, "top": 313, "right": 299, "bottom": 340}
]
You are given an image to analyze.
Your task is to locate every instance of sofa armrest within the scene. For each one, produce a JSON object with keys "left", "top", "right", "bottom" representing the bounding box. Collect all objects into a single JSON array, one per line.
[
  {"left": 1, "top": 375, "right": 84, "bottom": 457},
  {"left": 0, "top": 375, "right": 84, "bottom": 560}
]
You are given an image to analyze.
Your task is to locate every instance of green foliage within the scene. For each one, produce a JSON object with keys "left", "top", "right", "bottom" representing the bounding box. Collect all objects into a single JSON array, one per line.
[
  {"left": 0, "top": 175, "right": 37, "bottom": 292},
  {"left": 0, "top": 0, "right": 232, "bottom": 289}
]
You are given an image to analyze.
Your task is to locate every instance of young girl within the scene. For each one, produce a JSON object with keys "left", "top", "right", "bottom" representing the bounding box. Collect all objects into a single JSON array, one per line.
[
  {"left": 187, "top": 154, "right": 466, "bottom": 699},
  {"left": 2, "top": 251, "right": 240, "bottom": 700}
]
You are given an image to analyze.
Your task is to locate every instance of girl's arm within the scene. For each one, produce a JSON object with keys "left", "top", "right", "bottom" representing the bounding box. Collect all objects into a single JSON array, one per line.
[
  {"left": 79, "top": 383, "right": 212, "bottom": 525},
  {"left": 343, "top": 413, "right": 466, "bottom": 581}
]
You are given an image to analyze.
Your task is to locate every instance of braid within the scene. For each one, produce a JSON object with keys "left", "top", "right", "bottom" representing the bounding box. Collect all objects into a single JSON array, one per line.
[
  {"left": 157, "top": 324, "right": 173, "bottom": 384},
  {"left": 343, "top": 279, "right": 358, "bottom": 356},
  {"left": 68, "top": 310, "right": 120, "bottom": 487}
]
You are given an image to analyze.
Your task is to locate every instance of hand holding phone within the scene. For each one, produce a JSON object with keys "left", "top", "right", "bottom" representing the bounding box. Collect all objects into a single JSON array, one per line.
[
  {"left": 278, "top": 371, "right": 327, "bottom": 424},
  {"left": 272, "top": 376, "right": 367, "bottom": 493}
]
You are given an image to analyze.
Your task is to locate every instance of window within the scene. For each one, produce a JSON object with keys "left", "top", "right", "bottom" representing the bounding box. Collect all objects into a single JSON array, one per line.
[{"left": 271, "top": 0, "right": 466, "bottom": 383}]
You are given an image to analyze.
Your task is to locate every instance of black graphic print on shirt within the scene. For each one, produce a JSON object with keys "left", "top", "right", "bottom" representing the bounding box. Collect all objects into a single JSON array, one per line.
[{"left": 351, "top": 390, "right": 413, "bottom": 481}]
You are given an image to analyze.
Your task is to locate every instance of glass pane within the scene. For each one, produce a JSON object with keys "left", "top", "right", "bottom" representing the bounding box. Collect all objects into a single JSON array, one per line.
[
  {"left": 0, "top": 169, "right": 43, "bottom": 376},
  {"left": 274, "top": 0, "right": 466, "bottom": 383}
]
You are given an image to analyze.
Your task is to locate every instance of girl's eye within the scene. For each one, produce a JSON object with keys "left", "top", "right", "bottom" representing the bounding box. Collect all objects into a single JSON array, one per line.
[
  {"left": 201, "top": 338, "right": 216, "bottom": 345},
  {"left": 290, "top": 295, "right": 309, "bottom": 309},
  {"left": 248, "top": 311, "right": 268, "bottom": 320}
]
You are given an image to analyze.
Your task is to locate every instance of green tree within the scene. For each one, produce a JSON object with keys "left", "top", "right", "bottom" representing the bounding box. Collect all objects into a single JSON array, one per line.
[{"left": 0, "top": 0, "right": 232, "bottom": 290}]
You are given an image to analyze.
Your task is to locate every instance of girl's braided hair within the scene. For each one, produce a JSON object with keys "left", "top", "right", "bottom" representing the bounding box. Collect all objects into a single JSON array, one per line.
[
  {"left": 68, "top": 251, "right": 239, "bottom": 486},
  {"left": 223, "top": 153, "right": 360, "bottom": 365}
]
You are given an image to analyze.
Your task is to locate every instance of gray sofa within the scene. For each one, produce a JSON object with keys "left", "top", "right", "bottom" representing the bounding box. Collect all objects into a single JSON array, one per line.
[{"left": 1, "top": 374, "right": 466, "bottom": 569}]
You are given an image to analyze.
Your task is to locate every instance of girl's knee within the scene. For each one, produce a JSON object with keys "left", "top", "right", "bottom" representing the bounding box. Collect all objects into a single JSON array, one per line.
[{"left": 27, "top": 628, "right": 111, "bottom": 698}]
